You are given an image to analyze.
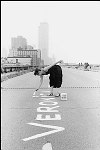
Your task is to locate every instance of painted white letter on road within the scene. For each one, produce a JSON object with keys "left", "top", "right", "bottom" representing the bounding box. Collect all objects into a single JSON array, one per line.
[
  {"left": 36, "top": 114, "right": 61, "bottom": 120},
  {"left": 37, "top": 106, "right": 60, "bottom": 112},
  {"left": 22, "top": 123, "right": 65, "bottom": 141}
]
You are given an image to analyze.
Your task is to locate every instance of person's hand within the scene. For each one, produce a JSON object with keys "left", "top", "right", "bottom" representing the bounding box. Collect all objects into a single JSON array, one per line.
[
  {"left": 36, "top": 89, "right": 39, "bottom": 91},
  {"left": 59, "top": 60, "right": 63, "bottom": 63}
]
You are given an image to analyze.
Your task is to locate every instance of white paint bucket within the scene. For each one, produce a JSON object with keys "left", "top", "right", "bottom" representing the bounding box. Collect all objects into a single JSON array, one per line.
[{"left": 61, "top": 93, "right": 67, "bottom": 100}]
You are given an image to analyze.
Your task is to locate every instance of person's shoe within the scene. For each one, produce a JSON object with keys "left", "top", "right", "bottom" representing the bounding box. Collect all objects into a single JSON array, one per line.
[
  {"left": 48, "top": 93, "right": 53, "bottom": 96},
  {"left": 54, "top": 93, "right": 60, "bottom": 97}
]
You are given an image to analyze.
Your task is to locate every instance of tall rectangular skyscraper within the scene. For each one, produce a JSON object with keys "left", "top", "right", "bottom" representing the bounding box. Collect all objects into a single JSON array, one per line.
[{"left": 38, "top": 22, "right": 49, "bottom": 65}]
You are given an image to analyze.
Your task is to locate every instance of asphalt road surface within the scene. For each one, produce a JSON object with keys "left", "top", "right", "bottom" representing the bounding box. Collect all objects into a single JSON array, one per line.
[{"left": 1, "top": 67, "right": 100, "bottom": 150}]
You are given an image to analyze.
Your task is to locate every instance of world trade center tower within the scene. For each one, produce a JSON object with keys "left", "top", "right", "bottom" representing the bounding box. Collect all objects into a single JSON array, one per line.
[{"left": 38, "top": 22, "right": 49, "bottom": 65}]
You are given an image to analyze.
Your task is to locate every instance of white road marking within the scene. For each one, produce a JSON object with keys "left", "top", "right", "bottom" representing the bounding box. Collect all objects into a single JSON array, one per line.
[
  {"left": 32, "top": 96, "right": 55, "bottom": 98},
  {"left": 32, "top": 96, "right": 39, "bottom": 97},
  {"left": 40, "top": 96, "right": 54, "bottom": 97},
  {"left": 36, "top": 114, "right": 61, "bottom": 120},
  {"left": 40, "top": 94, "right": 44, "bottom": 95},
  {"left": 22, "top": 123, "right": 65, "bottom": 141},
  {"left": 37, "top": 106, "right": 60, "bottom": 112},
  {"left": 39, "top": 101, "right": 58, "bottom": 106},
  {"left": 41, "top": 98, "right": 55, "bottom": 100},
  {"left": 42, "top": 142, "right": 53, "bottom": 150}
]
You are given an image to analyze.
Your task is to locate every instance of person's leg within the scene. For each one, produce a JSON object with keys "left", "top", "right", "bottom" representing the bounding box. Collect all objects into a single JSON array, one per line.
[
  {"left": 49, "top": 86, "right": 53, "bottom": 95},
  {"left": 54, "top": 88, "right": 60, "bottom": 97}
]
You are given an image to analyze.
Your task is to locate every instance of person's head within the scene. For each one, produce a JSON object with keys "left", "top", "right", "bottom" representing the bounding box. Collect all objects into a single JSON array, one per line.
[{"left": 34, "top": 68, "right": 41, "bottom": 76}]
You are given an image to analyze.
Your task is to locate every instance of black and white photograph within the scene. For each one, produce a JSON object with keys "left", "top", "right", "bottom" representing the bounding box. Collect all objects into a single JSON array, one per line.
[{"left": 1, "top": 1, "right": 100, "bottom": 150}]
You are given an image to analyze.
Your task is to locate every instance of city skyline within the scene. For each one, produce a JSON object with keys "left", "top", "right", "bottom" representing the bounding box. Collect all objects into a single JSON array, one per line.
[{"left": 1, "top": 1, "right": 100, "bottom": 64}]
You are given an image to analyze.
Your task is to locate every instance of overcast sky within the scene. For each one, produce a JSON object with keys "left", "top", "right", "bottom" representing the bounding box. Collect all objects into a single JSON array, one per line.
[{"left": 1, "top": 1, "right": 100, "bottom": 64}]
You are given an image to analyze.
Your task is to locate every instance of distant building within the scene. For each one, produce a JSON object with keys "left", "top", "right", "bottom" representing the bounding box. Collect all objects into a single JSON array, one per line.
[
  {"left": 36, "top": 49, "right": 41, "bottom": 66},
  {"left": 27, "top": 45, "right": 33, "bottom": 50},
  {"left": 17, "top": 49, "right": 37, "bottom": 66},
  {"left": 8, "top": 48, "right": 41, "bottom": 67},
  {"left": 8, "top": 48, "right": 18, "bottom": 57},
  {"left": 11, "top": 36, "right": 27, "bottom": 49},
  {"left": 17, "top": 48, "right": 36, "bottom": 57},
  {"left": 8, "top": 35, "right": 42, "bottom": 67},
  {"left": 38, "top": 22, "right": 49, "bottom": 65},
  {"left": 7, "top": 57, "right": 31, "bottom": 66},
  {"left": 8, "top": 36, "right": 27, "bottom": 57}
]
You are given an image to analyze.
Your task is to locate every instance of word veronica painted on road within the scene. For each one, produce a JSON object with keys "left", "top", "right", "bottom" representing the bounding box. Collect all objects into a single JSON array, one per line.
[
  {"left": 36, "top": 96, "right": 61, "bottom": 120},
  {"left": 22, "top": 91, "right": 65, "bottom": 141}
]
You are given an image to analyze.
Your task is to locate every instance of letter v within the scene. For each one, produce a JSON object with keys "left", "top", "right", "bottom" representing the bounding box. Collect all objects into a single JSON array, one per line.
[{"left": 22, "top": 123, "right": 65, "bottom": 141}]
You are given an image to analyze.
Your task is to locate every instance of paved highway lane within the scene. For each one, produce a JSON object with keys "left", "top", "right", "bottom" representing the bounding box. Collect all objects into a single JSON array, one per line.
[{"left": 1, "top": 68, "right": 100, "bottom": 150}]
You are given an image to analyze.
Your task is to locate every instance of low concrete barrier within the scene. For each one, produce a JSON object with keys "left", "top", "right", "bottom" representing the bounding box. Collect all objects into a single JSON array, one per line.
[{"left": 1, "top": 70, "right": 30, "bottom": 82}]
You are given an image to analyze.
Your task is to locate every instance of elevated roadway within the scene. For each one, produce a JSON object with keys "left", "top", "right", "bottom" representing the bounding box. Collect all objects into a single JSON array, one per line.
[{"left": 1, "top": 67, "right": 100, "bottom": 150}]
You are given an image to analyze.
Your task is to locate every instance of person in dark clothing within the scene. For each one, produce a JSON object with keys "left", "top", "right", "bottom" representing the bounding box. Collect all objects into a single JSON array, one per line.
[{"left": 34, "top": 60, "right": 63, "bottom": 97}]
